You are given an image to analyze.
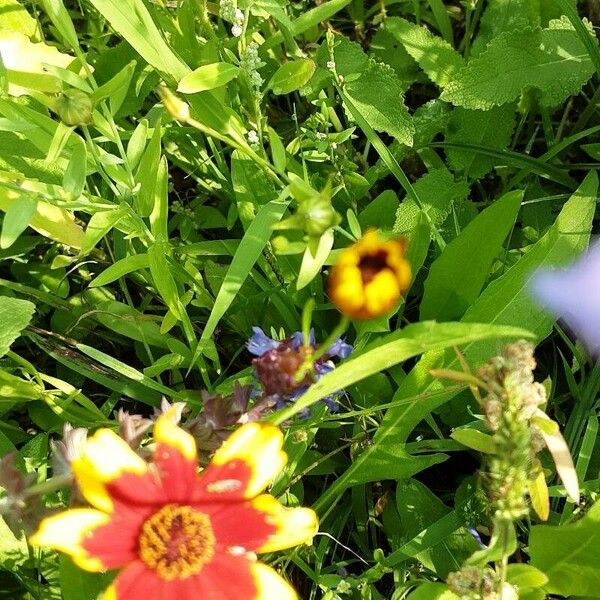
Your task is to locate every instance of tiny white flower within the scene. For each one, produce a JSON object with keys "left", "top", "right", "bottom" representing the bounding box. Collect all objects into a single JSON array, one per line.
[
  {"left": 231, "top": 23, "right": 243, "bottom": 37},
  {"left": 326, "top": 60, "right": 336, "bottom": 70},
  {"left": 247, "top": 130, "right": 259, "bottom": 145}
]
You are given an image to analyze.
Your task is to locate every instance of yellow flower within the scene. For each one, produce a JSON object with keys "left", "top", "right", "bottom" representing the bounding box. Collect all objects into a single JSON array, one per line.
[
  {"left": 328, "top": 229, "right": 411, "bottom": 319},
  {"left": 30, "top": 413, "right": 318, "bottom": 600}
]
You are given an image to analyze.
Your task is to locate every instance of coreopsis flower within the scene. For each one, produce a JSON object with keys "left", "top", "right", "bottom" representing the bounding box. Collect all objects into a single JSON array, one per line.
[
  {"left": 328, "top": 229, "right": 411, "bottom": 319},
  {"left": 247, "top": 327, "right": 352, "bottom": 413},
  {"left": 31, "top": 412, "right": 318, "bottom": 600},
  {"left": 530, "top": 243, "right": 600, "bottom": 356}
]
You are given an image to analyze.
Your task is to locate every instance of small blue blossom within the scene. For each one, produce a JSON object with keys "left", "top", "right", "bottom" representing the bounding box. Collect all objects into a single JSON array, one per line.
[
  {"left": 290, "top": 329, "right": 315, "bottom": 349},
  {"left": 530, "top": 243, "right": 600, "bottom": 356},
  {"left": 327, "top": 337, "right": 353, "bottom": 359},
  {"left": 246, "top": 327, "right": 280, "bottom": 356}
]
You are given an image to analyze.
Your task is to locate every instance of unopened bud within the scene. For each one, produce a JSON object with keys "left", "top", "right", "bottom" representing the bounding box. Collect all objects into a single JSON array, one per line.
[
  {"left": 54, "top": 89, "right": 93, "bottom": 126},
  {"left": 158, "top": 85, "right": 190, "bottom": 122}
]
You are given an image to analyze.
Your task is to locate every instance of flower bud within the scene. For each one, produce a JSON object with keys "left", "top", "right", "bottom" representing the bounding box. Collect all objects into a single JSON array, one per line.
[
  {"left": 54, "top": 89, "right": 93, "bottom": 126},
  {"left": 298, "top": 194, "right": 341, "bottom": 237}
]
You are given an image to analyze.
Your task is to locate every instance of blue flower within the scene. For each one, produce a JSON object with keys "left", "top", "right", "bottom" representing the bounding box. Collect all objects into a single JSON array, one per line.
[
  {"left": 246, "top": 326, "right": 280, "bottom": 356},
  {"left": 327, "top": 337, "right": 353, "bottom": 359},
  {"left": 530, "top": 243, "right": 600, "bottom": 355}
]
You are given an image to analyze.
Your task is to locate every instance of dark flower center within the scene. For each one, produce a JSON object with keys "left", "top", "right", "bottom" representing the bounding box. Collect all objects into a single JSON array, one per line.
[
  {"left": 358, "top": 251, "right": 389, "bottom": 284},
  {"left": 138, "top": 504, "right": 215, "bottom": 580}
]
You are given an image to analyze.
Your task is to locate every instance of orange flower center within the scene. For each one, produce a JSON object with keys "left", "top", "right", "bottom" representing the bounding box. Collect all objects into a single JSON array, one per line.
[
  {"left": 358, "top": 250, "right": 390, "bottom": 284},
  {"left": 138, "top": 504, "right": 216, "bottom": 580}
]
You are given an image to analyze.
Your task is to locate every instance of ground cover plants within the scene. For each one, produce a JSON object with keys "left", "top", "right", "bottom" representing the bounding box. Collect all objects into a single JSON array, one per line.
[{"left": 0, "top": 0, "right": 600, "bottom": 598}]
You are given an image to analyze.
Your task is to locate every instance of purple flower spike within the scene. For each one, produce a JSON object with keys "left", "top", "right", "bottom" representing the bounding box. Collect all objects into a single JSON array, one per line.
[
  {"left": 246, "top": 326, "right": 280, "bottom": 356},
  {"left": 328, "top": 337, "right": 353, "bottom": 359},
  {"left": 530, "top": 243, "right": 600, "bottom": 355}
]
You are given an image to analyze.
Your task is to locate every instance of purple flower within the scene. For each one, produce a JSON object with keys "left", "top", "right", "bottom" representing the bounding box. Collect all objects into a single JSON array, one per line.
[
  {"left": 290, "top": 328, "right": 315, "bottom": 349},
  {"left": 530, "top": 243, "right": 600, "bottom": 355},
  {"left": 327, "top": 337, "right": 353, "bottom": 359},
  {"left": 246, "top": 326, "right": 280, "bottom": 356}
]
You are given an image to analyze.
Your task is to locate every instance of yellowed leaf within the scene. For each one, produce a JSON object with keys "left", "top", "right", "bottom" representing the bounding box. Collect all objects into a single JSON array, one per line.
[
  {"left": 0, "top": 186, "right": 84, "bottom": 248},
  {"left": 0, "top": 30, "right": 74, "bottom": 96},
  {"left": 529, "top": 464, "right": 550, "bottom": 521}
]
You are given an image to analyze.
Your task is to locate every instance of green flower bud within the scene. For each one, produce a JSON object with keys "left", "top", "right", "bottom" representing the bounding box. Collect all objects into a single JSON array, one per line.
[
  {"left": 54, "top": 89, "right": 93, "bottom": 126},
  {"left": 298, "top": 194, "right": 341, "bottom": 237}
]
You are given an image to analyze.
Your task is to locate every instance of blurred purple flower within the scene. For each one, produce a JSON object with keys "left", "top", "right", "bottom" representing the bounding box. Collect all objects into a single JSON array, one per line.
[
  {"left": 530, "top": 243, "right": 600, "bottom": 355},
  {"left": 247, "top": 326, "right": 353, "bottom": 415}
]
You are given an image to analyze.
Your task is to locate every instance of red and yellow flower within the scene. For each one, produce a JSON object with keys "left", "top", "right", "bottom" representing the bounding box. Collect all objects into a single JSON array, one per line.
[
  {"left": 31, "top": 413, "right": 318, "bottom": 599},
  {"left": 328, "top": 229, "right": 411, "bottom": 319}
]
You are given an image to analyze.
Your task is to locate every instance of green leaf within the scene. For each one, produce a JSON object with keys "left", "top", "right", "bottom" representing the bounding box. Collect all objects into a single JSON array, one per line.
[
  {"left": 445, "top": 105, "right": 516, "bottom": 179},
  {"left": 0, "top": 0, "right": 38, "bottom": 38},
  {"left": 386, "top": 17, "right": 464, "bottom": 88},
  {"left": 197, "top": 194, "right": 291, "bottom": 346},
  {"left": 135, "top": 120, "right": 161, "bottom": 217},
  {"left": 394, "top": 169, "right": 469, "bottom": 236},
  {"left": 269, "top": 59, "right": 316, "bottom": 95},
  {"left": 80, "top": 206, "right": 127, "bottom": 256},
  {"left": 178, "top": 62, "right": 239, "bottom": 94},
  {"left": 86, "top": 0, "right": 188, "bottom": 82},
  {"left": 420, "top": 190, "right": 522, "bottom": 321},
  {"left": 273, "top": 321, "right": 533, "bottom": 426},
  {"left": 506, "top": 564, "right": 548, "bottom": 590},
  {"left": 344, "top": 59, "right": 414, "bottom": 146},
  {"left": 297, "top": 229, "right": 334, "bottom": 290},
  {"left": 59, "top": 556, "right": 112, "bottom": 600},
  {"left": 148, "top": 242, "right": 181, "bottom": 319},
  {"left": 442, "top": 25, "right": 595, "bottom": 109},
  {"left": 0, "top": 295, "right": 35, "bottom": 357},
  {"left": 89, "top": 254, "right": 149, "bottom": 287},
  {"left": 530, "top": 500, "right": 600, "bottom": 596},
  {"left": 406, "top": 583, "right": 459, "bottom": 600},
  {"left": 314, "top": 173, "right": 596, "bottom": 513},
  {"left": 91, "top": 60, "right": 136, "bottom": 114},
  {"left": 451, "top": 428, "right": 496, "bottom": 454},
  {"left": 62, "top": 137, "right": 87, "bottom": 200},
  {"left": 0, "top": 195, "right": 37, "bottom": 249}
]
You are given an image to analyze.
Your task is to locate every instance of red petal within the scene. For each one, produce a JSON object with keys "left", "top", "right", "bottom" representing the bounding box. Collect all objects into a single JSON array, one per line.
[
  {"left": 82, "top": 502, "right": 152, "bottom": 570},
  {"left": 193, "top": 459, "right": 253, "bottom": 502},
  {"left": 105, "top": 470, "right": 165, "bottom": 507},
  {"left": 189, "top": 554, "right": 258, "bottom": 600},
  {"left": 111, "top": 561, "right": 171, "bottom": 600},
  {"left": 207, "top": 501, "right": 276, "bottom": 552},
  {"left": 153, "top": 442, "right": 199, "bottom": 503}
]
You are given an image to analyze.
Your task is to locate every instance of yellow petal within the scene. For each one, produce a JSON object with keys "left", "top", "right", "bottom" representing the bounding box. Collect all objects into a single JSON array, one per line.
[
  {"left": 211, "top": 423, "right": 286, "bottom": 498},
  {"left": 252, "top": 495, "right": 318, "bottom": 553},
  {"left": 251, "top": 562, "right": 298, "bottom": 600},
  {"left": 72, "top": 429, "right": 148, "bottom": 512},
  {"left": 101, "top": 586, "right": 117, "bottom": 600},
  {"left": 154, "top": 409, "right": 196, "bottom": 461},
  {"left": 30, "top": 509, "right": 109, "bottom": 572},
  {"left": 364, "top": 269, "right": 400, "bottom": 315}
]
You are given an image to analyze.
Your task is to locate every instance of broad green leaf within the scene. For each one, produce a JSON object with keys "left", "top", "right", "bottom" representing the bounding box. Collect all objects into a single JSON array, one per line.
[
  {"left": 344, "top": 59, "right": 414, "bottom": 146},
  {"left": 297, "top": 229, "right": 334, "bottom": 290},
  {"left": 0, "top": 195, "right": 37, "bottom": 249},
  {"left": 89, "top": 254, "right": 149, "bottom": 288},
  {"left": 0, "top": 187, "right": 84, "bottom": 249},
  {"left": 445, "top": 105, "right": 516, "bottom": 179},
  {"left": 442, "top": 25, "right": 595, "bottom": 109},
  {"left": 530, "top": 500, "right": 600, "bottom": 596},
  {"left": 386, "top": 17, "right": 464, "bottom": 88},
  {"left": 0, "top": 0, "right": 38, "bottom": 38},
  {"left": 420, "top": 190, "right": 522, "bottom": 321},
  {"left": 87, "top": 0, "right": 189, "bottom": 82},
  {"left": 59, "top": 556, "right": 112, "bottom": 600},
  {"left": 80, "top": 207, "right": 127, "bottom": 256},
  {"left": 506, "top": 564, "right": 548, "bottom": 591},
  {"left": 178, "top": 63, "right": 239, "bottom": 93},
  {"left": 0, "top": 368, "right": 40, "bottom": 401},
  {"left": 451, "top": 428, "right": 496, "bottom": 454},
  {"left": 358, "top": 190, "right": 398, "bottom": 230},
  {"left": 0, "top": 30, "right": 74, "bottom": 96},
  {"left": 268, "top": 59, "right": 316, "bottom": 95},
  {"left": 0, "top": 295, "right": 35, "bottom": 357}
]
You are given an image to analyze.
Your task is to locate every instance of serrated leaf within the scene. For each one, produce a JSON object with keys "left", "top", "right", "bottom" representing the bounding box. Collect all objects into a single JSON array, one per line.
[
  {"left": 0, "top": 296, "right": 35, "bottom": 357},
  {"left": 269, "top": 59, "right": 316, "bottom": 95},
  {"left": 178, "top": 62, "right": 239, "bottom": 94},
  {"left": 394, "top": 170, "right": 469, "bottom": 235},
  {"left": 344, "top": 59, "right": 414, "bottom": 146},
  {"left": 445, "top": 105, "right": 516, "bottom": 179},
  {"left": 530, "top": 500, "right": 600, "bottom": 596},
  {"left": 386, "top": 17, "right": 464, "bottom": 88},
  {"left": 442, "top": 26, "right": 595, "bottom": 109}
]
